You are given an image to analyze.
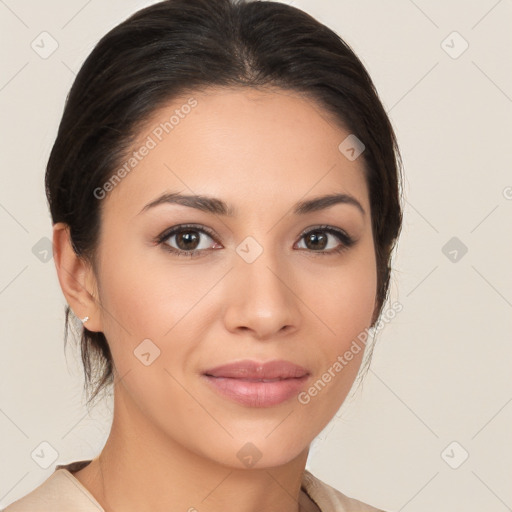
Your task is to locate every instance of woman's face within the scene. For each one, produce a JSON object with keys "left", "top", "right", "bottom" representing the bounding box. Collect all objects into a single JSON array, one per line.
[{"left": 90, "top": 87, "right": 377, "bottom": 468}]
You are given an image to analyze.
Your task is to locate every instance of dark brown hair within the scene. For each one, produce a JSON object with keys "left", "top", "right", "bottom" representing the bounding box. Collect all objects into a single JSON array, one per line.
[{"left": 46, "top": 0, "right": 403, "bottom": 408}]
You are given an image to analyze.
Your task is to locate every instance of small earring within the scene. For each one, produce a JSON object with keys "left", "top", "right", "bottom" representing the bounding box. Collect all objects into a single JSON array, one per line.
[{"left": 80, "top": 316, "right": 89, "bottom": 323}]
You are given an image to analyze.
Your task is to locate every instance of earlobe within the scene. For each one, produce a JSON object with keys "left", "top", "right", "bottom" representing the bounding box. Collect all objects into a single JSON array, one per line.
[{"left": 52, "top": 222, "right": 102, "bottom": 332}]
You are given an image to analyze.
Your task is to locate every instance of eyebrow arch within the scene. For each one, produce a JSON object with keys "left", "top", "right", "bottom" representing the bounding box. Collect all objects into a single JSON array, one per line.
[{"left": 139, "top": 191, "right": 365, "bottom": 217}]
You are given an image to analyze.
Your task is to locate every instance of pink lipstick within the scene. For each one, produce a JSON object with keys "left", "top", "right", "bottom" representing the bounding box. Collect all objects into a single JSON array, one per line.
[{"left": 202, "top": 359, "right": 310, "bottom": 407}]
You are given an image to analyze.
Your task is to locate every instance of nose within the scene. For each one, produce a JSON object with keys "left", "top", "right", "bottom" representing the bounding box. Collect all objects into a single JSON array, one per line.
[{"left": 222, "top": 245, "right": 302, "bottom": 340}]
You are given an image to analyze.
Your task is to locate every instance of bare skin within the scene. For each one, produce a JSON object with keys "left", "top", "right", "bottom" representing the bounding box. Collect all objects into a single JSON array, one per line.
[{"left": 53, "top": 86, "right": 377, "bottom": 512}]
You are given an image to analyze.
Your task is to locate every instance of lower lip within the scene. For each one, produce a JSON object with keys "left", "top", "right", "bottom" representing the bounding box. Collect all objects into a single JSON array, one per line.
[{"left": 203, "top": 375, "right": 309, "bottom": 407}]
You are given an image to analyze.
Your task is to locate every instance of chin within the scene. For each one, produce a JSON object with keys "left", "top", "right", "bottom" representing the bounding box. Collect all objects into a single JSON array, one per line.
[{"left": 202, "top": 433, "right": 311, "bottom": 471}]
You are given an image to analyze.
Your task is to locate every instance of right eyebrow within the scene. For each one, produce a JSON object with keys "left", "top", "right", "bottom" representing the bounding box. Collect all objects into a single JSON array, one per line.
[{"left": 138, "top": 192, "right": 235, "bottom": 217}]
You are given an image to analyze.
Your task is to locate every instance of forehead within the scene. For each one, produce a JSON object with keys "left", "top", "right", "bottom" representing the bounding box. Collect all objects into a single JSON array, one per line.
[{"left": 103, "top": 86, "right": 369, "bottom": 218}]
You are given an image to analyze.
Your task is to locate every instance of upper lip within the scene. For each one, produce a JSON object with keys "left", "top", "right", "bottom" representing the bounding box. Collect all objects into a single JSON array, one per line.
[{"left": 203, "top": 359, "right": 309, "bottom": 380}]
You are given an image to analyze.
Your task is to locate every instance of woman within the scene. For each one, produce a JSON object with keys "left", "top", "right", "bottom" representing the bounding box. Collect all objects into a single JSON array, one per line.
[{"left": 3, "top": 0, "right": 402, "bottom": 510}]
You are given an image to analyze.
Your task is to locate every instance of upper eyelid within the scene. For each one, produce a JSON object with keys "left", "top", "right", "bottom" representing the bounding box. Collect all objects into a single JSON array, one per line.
[{"left": 160, "top": 224, "right": 217, "bottom": 241}]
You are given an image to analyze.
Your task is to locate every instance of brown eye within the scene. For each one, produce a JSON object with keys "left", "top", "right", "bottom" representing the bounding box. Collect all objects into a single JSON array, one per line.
[
  {"left": 303, "top": 231, "right": 329, "bottom": 251},
  {"left": 296, "top": 226, "right": 355, "bottom": 255},
  {"left": 156, "top": 224, "right": 220, "bottom": 258},
  {"left": 173, "top": 230, "right": 201, "bottom": 251},
  {"left": 164, "top": 228, "right": 215, "bottom": 252}
]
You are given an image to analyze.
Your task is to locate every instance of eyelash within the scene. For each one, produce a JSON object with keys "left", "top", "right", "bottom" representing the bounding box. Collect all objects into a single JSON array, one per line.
[{"left": 155, "top": 223, "right": 356, "bottom": 259}]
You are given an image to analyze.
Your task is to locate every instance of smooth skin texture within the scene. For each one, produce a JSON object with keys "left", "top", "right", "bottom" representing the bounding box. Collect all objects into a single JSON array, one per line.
[{"left": 53, "top": 87, "right": 377, "bottom": 512}]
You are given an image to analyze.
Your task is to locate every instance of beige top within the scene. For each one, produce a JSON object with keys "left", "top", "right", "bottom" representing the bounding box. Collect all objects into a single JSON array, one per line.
[{"left": 2, "top": 460, "right": 387, "bottom": 512}]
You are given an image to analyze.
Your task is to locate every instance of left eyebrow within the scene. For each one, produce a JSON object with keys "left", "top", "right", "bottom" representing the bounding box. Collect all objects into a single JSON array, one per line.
[
  {"left": 294, "top": 193, "right": 365, "bottom": 216},
  {"left": 138, "top": 191, "right": 366, "bottom": 217}
]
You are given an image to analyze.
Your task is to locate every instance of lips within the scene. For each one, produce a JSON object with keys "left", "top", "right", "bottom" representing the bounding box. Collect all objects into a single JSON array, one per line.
[
  {"left": 202, "top": 359, "right": 310, "bottom": 407},
  {"left": 203, "top": 359, "right": 309, "bottom": 380}
]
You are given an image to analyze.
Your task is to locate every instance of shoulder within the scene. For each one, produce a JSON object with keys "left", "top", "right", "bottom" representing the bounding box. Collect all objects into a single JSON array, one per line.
[
  {"left": 302, "top": 469, "right": 389, "bottom": 512},
  {"left": 2, "top": 464, "right": 386, "bottom": 512},
  {"left": 2, "top": 466, "right": 103, "bottom": 512}
]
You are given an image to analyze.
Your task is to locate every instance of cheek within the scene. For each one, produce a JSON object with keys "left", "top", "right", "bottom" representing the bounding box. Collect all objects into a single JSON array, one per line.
[
  {"left": 96, "top": 237, "right": 196, "bottom": 336},
  {"left": 93, "top": 256, "right": 201, "bottom": 412},
  {"left": 94, "top": 242, "right": 226, "bottom": 385},
  {"left": 311, "top": 249, "right": 377, "bottom": 345},
  {"left": 300, "top": 264, "right": 376, "bottom": 415},
  {"left": 305, "top": 246, "right": 377, "bottom": 392}
]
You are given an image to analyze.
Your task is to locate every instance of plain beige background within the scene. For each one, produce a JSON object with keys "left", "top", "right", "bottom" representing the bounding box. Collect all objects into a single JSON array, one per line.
[{"left": 1, "top": 0, "right": 511, "bottom": 510}]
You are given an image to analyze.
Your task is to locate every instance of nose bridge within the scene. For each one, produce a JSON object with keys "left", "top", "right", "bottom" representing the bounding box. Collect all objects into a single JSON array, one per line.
[
  {"left": 223, "top": 233, "right": 300, "bottom": 337},
  {"left": 236, "top": 234, "right": 289, "bottom": 303},
  {"left": 241, "top": 244, "right": 281, "bottom": 291}
]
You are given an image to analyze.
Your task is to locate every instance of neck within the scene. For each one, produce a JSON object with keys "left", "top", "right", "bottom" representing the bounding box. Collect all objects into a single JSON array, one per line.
[{"left": 78, "top": 384, "right": 316, "bottom": 512}]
